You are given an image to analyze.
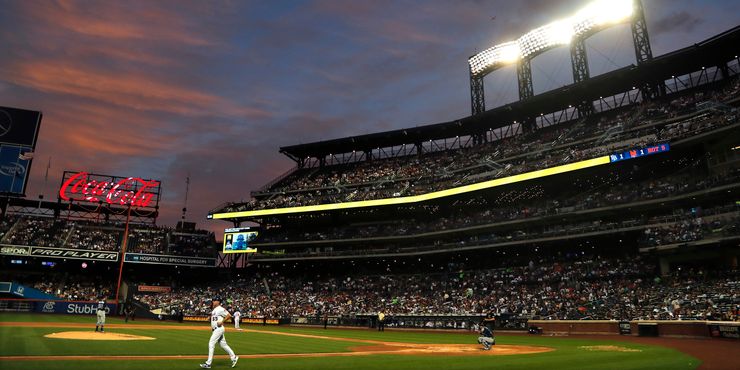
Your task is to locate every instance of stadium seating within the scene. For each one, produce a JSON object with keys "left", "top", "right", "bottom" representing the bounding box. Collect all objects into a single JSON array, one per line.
[
  {"left": 213, "top": 79, "right": 740, "bottom": 213},
  {"left": 134, "top": 254, "right": 739, "bottom": 321},
  {"left": 0, "top": 217, "right": 216, "bottom": 257}
]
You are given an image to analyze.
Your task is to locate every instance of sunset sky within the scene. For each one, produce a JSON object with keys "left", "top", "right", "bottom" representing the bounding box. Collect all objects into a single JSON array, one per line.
[{"left": 0, "top": 0, "right": 738, "bottom": 234}]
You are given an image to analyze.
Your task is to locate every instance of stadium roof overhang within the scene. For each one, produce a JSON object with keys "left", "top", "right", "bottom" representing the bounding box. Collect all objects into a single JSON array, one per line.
[{"left": 280, "top": 25, "right": 740, "bottom": 161}]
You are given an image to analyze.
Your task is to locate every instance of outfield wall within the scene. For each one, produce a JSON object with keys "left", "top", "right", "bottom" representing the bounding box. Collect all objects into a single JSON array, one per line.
[
  {"left": 528, "top": 320, "right": 740, "bottom": 339},
  {"left": 0, "top": 298, "right": 117, "bottom": 315}
]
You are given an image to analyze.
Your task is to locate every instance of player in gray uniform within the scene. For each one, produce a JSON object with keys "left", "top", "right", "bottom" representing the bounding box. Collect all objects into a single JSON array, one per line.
[
  {"left": 95, "top": 297, "right": 106, "bottom": 333},
  {"left": 200, "top": 296, "right": 238, "bottom": 368},
  {"left": 478, "top": 325, "right": 495, "bottom": 350}
]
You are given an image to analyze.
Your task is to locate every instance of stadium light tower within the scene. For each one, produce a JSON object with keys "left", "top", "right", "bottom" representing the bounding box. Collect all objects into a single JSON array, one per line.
[{"left": 468, "top": 0, "right": 652, "bottom": 117}]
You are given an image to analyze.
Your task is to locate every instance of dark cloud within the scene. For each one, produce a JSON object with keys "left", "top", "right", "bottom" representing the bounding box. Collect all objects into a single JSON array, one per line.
[{"left": 651, "top": 10, "right": 704, "bottom": 36}]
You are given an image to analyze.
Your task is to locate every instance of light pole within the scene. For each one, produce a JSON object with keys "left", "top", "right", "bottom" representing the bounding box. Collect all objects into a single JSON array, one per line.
[{"left": 114, "top": 204, "right": 133, "bottom": 306}]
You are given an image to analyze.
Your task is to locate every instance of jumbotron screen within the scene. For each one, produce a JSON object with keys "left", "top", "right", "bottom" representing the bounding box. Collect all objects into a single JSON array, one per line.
[{"left": 222, "top": 227, "right": 259, "bottom": 253}]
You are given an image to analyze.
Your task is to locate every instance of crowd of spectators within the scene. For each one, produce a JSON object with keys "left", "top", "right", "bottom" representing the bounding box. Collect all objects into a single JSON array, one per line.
[
  {"left": 135, "top": 254, "right": 739, "bottom": 322},
  {"left": 0, "top": 217, "right": 216, "bottom": 257},
  {"left": 0, "top": 273, "right": 115, "bottom": 301},
  {"left": 252, "top": 204, "right": 739, "bottom": 259},
  {"left": 33, "top": 278, "right": 112, "bottom": 301},
  {"left": 256, "top": 165, "right": 740, "bottom": 244},
  {"left": 4, "top": 218, "right": 72, "bottom": 247},
  {"left": 216, "top": 79, "right": 740, "bottom": 213},
  {"left": 127, "top": 228, "right": 168, "bottom": 254},
  {"left": 642, "top": 212, "right": 740, "bottom": 247},
  {"left": 169, "top": 232, "right": 216, "bottom": 257},
  {"left": 67, "top": 223, "right": 122, "bottom": 252}
]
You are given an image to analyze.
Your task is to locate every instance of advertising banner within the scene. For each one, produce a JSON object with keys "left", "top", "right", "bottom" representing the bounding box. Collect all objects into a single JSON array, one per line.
[
  {"left": 708, "top": 323, "right": 739, "bottom": 339},
  {"left": 137, "top": 285, "right": 172, "bottom": 293},
  {"left": 30, "top": 247, "right": 118, "bottom": 262},
  {"left": 34, "top": 300, "right": 117, "bottom": 315},
  {"left": 619, "top": 321, "right": 632, "bottom": 335},
  {"left": 125, "top": 253, "right": 215, "bottom": 267},
  {"left": 59, "top": 171, "right": 160, "bottom": 209},
  {"left": 184, "top": 316, "right": 279, "bottom": 325},
  {"left": 0, "top": 245, "right": 30, "bottom": 256},
  {"left": 0, "top": 106, "right": 42, "bottom": 196},
  {"left": 2, "top": 245, "right": 117, "bottom": 262}
]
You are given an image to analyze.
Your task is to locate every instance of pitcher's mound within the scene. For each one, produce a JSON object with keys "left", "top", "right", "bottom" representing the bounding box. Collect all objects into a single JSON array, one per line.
[{"left": 45, "top": 331, "right": 155, "bottom": 341}]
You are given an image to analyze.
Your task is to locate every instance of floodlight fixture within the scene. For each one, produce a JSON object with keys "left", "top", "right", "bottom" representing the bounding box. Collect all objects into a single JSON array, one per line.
[
  {"left": 468, "top": 0, "right": 635, "bottom": 77},
  {"left": 468, "top": 41, "right": 520, "bottom": 75}
]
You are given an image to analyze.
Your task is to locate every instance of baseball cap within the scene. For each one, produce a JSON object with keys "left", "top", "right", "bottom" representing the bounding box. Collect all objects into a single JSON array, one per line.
[{"left": 212, "top": 296, "right": 222, "bottom": 302}]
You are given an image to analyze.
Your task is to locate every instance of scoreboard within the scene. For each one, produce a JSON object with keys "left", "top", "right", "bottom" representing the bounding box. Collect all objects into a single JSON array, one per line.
[{"left": 609, "top": 143, "right": 670, "bottom": 163}]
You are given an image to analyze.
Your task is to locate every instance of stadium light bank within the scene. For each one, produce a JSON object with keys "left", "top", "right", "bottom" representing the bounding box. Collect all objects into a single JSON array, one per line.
[{"left": 469, "top": 0, "right": 634, "bottom": 76}]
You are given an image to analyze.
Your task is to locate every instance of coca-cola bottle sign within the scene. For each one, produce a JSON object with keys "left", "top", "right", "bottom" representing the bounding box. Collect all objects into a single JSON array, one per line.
[{"left": 59, "top": 172, "right": 159, "bottom": 208}]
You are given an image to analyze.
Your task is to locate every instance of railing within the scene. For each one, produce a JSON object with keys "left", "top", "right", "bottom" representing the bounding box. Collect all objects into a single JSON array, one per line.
[{"left": 251, "top": 165, "right": 299, "bottom": 196}]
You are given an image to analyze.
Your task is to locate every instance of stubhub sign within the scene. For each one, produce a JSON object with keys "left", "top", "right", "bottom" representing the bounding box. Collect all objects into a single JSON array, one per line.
[{"left": 34, "top": 300, "right": 116, "bottom": 315}]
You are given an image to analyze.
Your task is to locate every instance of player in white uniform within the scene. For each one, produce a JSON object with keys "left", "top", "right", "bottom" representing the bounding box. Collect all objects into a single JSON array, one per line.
[
  {"left": 95, "top": 297, "right": 106, "bottom": 333},
  {"left": 233, "top": 309, "right": 241, "bottom": 330},
  {"left": 200, "top": 297, "right": 238, "bottom": 368}
]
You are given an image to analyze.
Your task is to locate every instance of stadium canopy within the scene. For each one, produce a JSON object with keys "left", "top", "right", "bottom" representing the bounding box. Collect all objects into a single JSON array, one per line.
[{"left": 279, "top": 25, "right": 740, "bottom": 162}]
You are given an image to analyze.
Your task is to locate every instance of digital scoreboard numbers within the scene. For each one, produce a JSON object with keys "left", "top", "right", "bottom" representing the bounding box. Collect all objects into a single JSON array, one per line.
[
  {"left": 223, "top": 227, "right": 259, "bottom": 253},
  {"left": 609, "top": 143, "right": 670, "bottom": 163}
]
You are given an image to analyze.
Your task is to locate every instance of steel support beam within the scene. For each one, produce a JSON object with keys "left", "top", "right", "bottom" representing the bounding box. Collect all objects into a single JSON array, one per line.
[
  {"left": 570, "top": 38, "right": 590, "bottom": 84},
  {"left": 517, "top": 58, "right": 534, "bottom": 101},
  {"left": 631, "top": 0, "right": 663, "bottom": 99},
  {"left": 470, "top": 70, "right": 485, "bottom": 115}
]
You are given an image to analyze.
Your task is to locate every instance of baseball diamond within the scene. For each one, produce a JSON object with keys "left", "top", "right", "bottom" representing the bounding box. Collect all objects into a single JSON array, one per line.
[{"left": 1, "top": 314, "right": 739, "bottom": 370}]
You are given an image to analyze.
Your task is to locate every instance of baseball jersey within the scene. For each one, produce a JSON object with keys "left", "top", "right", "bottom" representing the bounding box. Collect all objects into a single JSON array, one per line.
[
  {"left": 234, "top": 311, "right": 241, "bottom": 320},
  {"left": 481, "top": 327, "right": 493, "bottom": 338},
  {"left": 211, "top": 306, "right": 229, "bottom": 330},
  {"left": 97, "top": 300, "right": 105, "bottom": 311}
]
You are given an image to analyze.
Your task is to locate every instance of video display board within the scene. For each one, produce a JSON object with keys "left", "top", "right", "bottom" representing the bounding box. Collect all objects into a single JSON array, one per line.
[{"left": 222, "top": 227, "right": 259, "bottom": 253}]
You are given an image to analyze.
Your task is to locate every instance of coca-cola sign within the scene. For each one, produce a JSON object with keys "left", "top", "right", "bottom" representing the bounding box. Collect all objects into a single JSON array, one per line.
[{"left": 59, "top": 171, "right": 160, "bottom": 208}]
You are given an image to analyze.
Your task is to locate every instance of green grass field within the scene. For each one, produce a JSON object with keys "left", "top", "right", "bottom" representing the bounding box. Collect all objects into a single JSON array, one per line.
[{"left": 0, "top": 313, "right": 700, "bottom": 369}]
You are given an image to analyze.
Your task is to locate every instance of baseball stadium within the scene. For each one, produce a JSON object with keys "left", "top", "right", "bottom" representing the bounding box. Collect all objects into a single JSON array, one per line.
[{"left": 1, "top": 0, "right": 739, "bottom": 369}]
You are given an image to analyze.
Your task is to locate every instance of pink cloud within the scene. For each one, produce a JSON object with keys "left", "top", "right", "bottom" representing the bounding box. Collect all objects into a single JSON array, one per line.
[{"left": 2, "top": 61, "right": 270, "bottom": 119}]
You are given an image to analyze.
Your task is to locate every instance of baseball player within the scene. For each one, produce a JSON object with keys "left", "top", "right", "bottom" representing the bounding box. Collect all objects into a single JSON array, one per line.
[
  {"left": 200, "top": 297, "right": 238, "bottom": 369},
  {"left": 233, "top": 309, "right": 241, "bottom": 330},
  {"left": 477, "top": 325, "right": 495, "bottom": 350},
  {"left": 377, "top": 311, "right": 385, "bottom": 331},
  {"left": 95, "top": 297, "right": 106, "bottom": 333}
]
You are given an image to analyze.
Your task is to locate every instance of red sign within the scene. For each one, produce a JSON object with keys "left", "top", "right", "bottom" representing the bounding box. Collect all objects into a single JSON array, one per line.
[
  {"left": 138, "top": 285, "right": 171, "bottom": 293},
  {"left": 59, "top": 172, "right": 160, "bottom": 208}
]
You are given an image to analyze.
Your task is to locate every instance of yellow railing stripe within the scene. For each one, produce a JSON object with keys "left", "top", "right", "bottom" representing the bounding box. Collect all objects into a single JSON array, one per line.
[{"left": 211, "top": 156, "right": 611, "bottom": 219}]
